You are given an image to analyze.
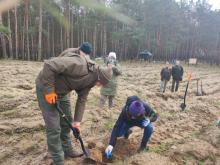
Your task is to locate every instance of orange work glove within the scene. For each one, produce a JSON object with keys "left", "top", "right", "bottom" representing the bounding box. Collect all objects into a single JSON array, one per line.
[
  {"left": 45, "top": 92, "right": 57, "bottom": 104},
  {"left": 72, "top": 122, "right": 80, "bottom": 134}
]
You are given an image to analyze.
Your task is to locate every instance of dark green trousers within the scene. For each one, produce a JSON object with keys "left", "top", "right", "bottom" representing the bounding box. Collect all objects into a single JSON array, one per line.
[{"left": 36, "top": 87, "right": 73, "bottom": 165}]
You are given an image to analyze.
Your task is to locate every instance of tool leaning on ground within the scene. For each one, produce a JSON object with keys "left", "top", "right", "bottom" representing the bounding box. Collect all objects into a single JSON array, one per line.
[
  {"left": 180, "top": 72, "right": 192, "bottom": 110},
  {"left": 55, "top": 102, "right": 90, "bottom": 157}
]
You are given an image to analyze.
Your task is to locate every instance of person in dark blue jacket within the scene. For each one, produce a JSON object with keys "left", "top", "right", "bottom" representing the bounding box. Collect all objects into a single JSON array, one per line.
[
  {"left": 171, "top": 61, "right": 184, "bottom": 92},
  {"left": 105, "top": 96, "right": 158, "bottom": 158}
]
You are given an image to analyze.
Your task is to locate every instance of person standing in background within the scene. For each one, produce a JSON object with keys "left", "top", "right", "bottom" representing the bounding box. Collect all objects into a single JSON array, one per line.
[
  {"left": 171, "top": 61, "right": 184, "bottom": 92},
  {"left": 99, "top": 52, "right": 122, "bottom": 109},
  {"left": 160, "top": 63, "right": 172, "bottom": 93}
]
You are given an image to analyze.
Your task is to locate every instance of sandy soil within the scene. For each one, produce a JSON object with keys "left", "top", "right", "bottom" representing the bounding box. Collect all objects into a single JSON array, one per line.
[{"left": 0, "top": 60, "right": 219, "bottom": 165}]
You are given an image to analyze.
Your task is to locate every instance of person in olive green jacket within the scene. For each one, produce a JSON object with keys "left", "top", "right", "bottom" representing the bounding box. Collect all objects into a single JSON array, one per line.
[
  {"left": 35, "top": 42, "right": 112, "bottom": 165},
  {"left": 99, "top": 52, "right": 122, "bottom": 109}
]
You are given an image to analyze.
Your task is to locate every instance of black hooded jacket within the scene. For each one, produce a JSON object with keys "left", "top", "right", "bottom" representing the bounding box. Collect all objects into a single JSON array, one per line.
[{"left": 172, "top": 65, "right": 184, "bottom": 81}]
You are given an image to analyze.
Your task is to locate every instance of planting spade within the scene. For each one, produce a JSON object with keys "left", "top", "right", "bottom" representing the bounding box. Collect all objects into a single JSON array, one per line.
[
  {"left": 55, "top": 102, "right": 104, "bottom": 163},
  {"left": 180, "top": 72, "right": 192, "bottom": 110}
]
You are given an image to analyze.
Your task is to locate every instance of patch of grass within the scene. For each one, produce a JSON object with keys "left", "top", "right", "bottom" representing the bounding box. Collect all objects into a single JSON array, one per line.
[
  {"left": 149, "top": 142, "right": 172, "bottom": 154},
  {"left": 0, "top": 59, "right": 14, "bottom": 64},
  {"left": 114, "top": 97, "right": 125, "bottom": 106},
  {"left": 159, "top": 111, "right": 174, "bottom": 118},
  {"left": 135, "top": 88, "right": 142, "bottom": 94},
  {"left": 183, "top": 154, "right": 199, "bottom": 165},
  {"left": 184, "top": 153, "right": 217, "bottom": 165},
  {"left": 3, "top": 125, "right": 46, "bottom": 135},
  {"left": 211, "top": 101, "right": 220, "bottom": 108},
  {"left": 0, "top": 102, "right": 19, "bottom": 112},
  {"left": 104, "top": 120, "right": 115, "bottom": 130},
  {"left": 207, "top": 153, "right": 217, "bottom": 163},
  {"left": 94, "top": 59, "right": 105, "bottom": 65},
  {"left": 29, "top": 101, "right": 38, "bottom": 107},
  {"left": 86, "top": 95, "right": 99, "bottom": 108},
  {"left": 190, "top": 131, "right": 200, "bottom": 139},
  {"left": 0, "top": 150, "right": 13, "bottom": 163},
  {"left": 184, "top": 108, "right": 191, "bottom": 111},
  {"left": 3, "top": 94, "right": 15, "bottom": 99},
  {"left": 1, "top": 109, "right": 18, "bottom": 118}
]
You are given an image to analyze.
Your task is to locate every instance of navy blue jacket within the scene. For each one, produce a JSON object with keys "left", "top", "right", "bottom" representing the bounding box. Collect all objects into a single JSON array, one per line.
[
  {"left": 172, "top": 65, "right": 183, "bottom": 81},
  {"left": 109, "top": 96, "right": 157, "bottom": 146}
]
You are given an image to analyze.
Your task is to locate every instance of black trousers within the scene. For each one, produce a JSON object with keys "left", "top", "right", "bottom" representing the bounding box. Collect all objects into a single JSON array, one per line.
[{"left": 171, "top": 79, "right": 180, "bottom": 92}]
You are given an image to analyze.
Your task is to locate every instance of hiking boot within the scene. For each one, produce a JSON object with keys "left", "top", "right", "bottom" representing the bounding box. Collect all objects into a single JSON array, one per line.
[
  {"left": 137, "top": 146, "right": 149, "bottom": 153},
  {"left": 124, "top": 129, "right": 133, "bottom": 139},
  {"left": 64, "top": 150, "right": 83, "bottom": 159}
]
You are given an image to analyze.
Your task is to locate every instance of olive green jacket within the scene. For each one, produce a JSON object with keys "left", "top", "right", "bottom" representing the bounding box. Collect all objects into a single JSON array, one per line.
[
  {"left": 100, "top": 64, "right": 122, "bottom": 96},
  {"left": 36, "top": 52, "right": 97, "bottom": 122}
]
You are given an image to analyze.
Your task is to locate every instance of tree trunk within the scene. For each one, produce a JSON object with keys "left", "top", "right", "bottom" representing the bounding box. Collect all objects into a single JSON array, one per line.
[
  {"left": 29, "top": 11, "right": 34, "bottom": 60},
  {"left": 22, "top": 17, "right": 25, "bottom": 59},
  {"left": 25, "top": 0, "right": 30, "bottom": 60},
  {"left": 31, "top": 33, "right": 34, "bottom": 60},
  {"left": 47, "top": 20, "right": 50, "bottom": 57},
  {"left": 0, "top": 12, "right": 8, "bottom": 59},
  {"left": 100, "top": 25, "right": 103, "bottom": 56},
  {"left": 103, "top": 22, "right": 107, "bottom": 56},
  {"left": 70, "top": 12, "right": 74, "bottom": 47},
  {"left": 7, "top": 11, "right": 13, "bottom": 59},
  {"left": 38, "top": 0, "right": 42, "bottom": 61},
  {"left": 52, "top": 20, "right": 55, "bottom": 56},
  {"left": 64, "top": 0, "right": 70, "bottom": 48},
  {"left": 77, "top": 13, "right": 80, "bottom": 46},
  {"left": 60, "top": 26, "right": 63, "bottom": 52},
  {"left": 93, "top": 25, "right": 97, "bottom": 58},
  {"left": 82, "top": 14, "right": 85, "bottom": 42},
  {"left": 14, "top": 6, "right": 18, "bottom": 59}
]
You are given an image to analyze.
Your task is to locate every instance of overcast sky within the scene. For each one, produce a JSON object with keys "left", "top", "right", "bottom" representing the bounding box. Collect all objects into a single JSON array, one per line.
[
  {"left": 208, "top": 0, "right": 220, "bottom": 9},
  {"left": 176, "top": 0, "right": 220, "bottom": 10}
]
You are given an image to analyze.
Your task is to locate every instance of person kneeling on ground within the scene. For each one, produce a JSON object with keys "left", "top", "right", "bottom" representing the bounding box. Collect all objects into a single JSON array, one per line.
[{"left": 104, "top": 96, "right": 158, "bottom": 158}]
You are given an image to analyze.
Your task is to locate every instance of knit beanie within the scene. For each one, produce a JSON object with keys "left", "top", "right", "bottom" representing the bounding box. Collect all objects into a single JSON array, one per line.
[
  {"left": 128, "top": 101, "right": 145, "bottom": 117},
  {"left": 98, "top": 67, "right": 112, "bottom": 85},
  {"left": 79, "top": 42, "right": 92, "bottom": 54}
]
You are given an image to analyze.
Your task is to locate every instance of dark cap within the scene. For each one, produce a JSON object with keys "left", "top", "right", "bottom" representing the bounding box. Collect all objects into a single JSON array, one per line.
[{"left": 79, "top": 42, "right": 92, "bottom": 54}]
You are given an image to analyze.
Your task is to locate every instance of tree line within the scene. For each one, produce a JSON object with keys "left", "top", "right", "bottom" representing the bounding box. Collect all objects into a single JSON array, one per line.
[{"left": 0, "top": 0, "right": 220, "bottom": 64}]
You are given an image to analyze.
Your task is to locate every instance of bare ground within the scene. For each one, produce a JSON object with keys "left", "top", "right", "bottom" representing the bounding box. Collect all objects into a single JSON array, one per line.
[{"left": 0, "top": 60, "right": 219, "bottom": 165}]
